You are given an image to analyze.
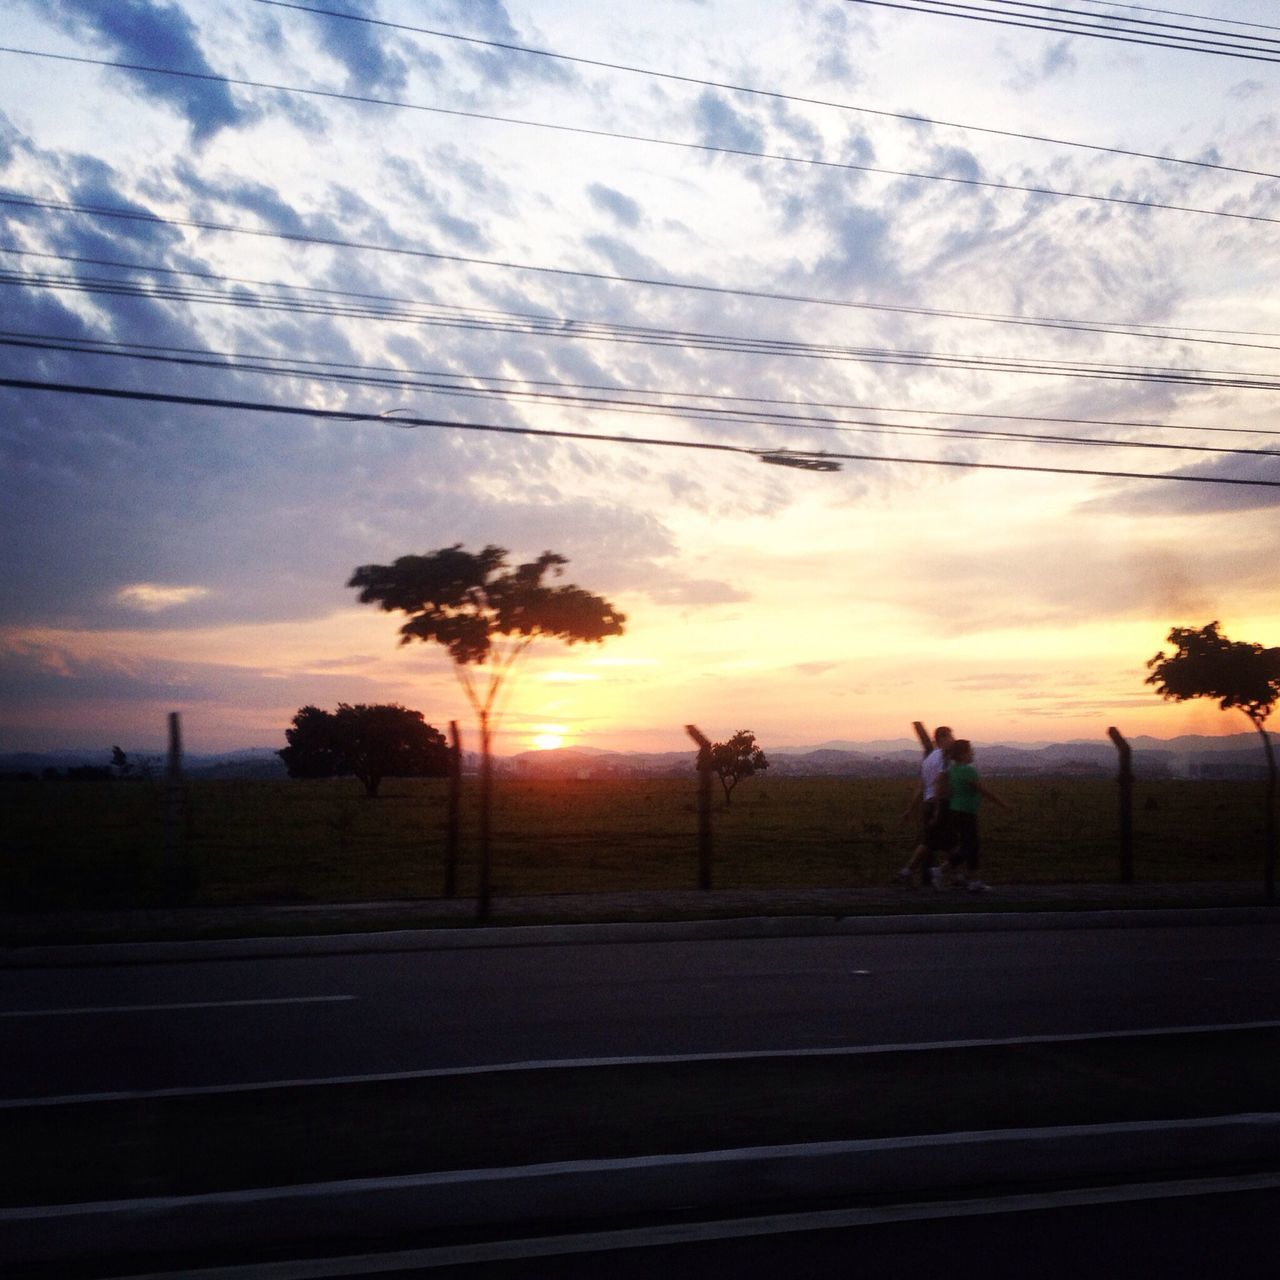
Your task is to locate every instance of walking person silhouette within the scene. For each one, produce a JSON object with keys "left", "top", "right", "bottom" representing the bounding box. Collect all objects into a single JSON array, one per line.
[{"left": 898, "top": 725, "right": 955, "bottom": 889}]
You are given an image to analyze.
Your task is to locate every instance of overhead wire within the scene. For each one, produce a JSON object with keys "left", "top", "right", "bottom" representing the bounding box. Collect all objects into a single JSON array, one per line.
[
  {"left": 5, "top": 328, "right": 1278, "bottom": 463},
  {"left": 4, "top": 15, "right": 1274, "bottom": 478},
  {"left": 3, "top": 374, "right": 1277, "bottom": 489},
  {"left": 6, "top": 208, "right": 1280, "bottom": 381},
  {"left": 1073, "top": 0, "right": 1280, "bottom": 36},
  {"left": 845, "top": 0, "right": 1280, "bottom": 63},
  {"left": 251, "top": 0, "right": 1280, "bottom": 184},
  {"left": 8, "top": 261, "right": 1280, "bottom": 392},
  {"left": 1, "top": 45, "right": 1277, "bottom": 229},
  {"left": 8, "top": 242, "right": 1280, "bottom": 357},
  {"left": 8, "top": 324, "right": 1273, "bottom": 444}
]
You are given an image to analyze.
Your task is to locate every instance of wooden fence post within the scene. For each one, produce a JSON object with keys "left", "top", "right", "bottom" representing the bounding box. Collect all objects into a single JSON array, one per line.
[
  {"left": 1108, "top": 726, "right": 1134, "bottom": 884},
  {"left": 444, "top": 720, "right": 461, "bottom": 898},
  {"left": 686, "top": 725, "right": 713, "bottom": 891},
  {"left": 163, "top": 711, "right": 188, "bottom": 900}
]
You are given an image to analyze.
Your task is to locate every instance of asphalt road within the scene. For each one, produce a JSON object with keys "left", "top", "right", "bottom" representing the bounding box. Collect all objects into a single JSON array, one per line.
[
  {"left": 3, "top": 921, "right": 1279, "bottom": 1098},
  {"left": 421, "top": 1184, "right": 1280, "bottom": 1280}
]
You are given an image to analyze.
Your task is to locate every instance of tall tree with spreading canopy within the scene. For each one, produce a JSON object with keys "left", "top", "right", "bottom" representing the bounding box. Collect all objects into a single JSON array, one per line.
[
  {"left": 348, "top": 545, "right": 625, "bottom": 916},
  {"left": 1146, "top": 621, "right": 1280, "bottom": 899}
]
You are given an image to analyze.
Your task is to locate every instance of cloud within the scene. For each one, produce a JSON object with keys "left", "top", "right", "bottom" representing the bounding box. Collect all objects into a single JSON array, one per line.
[
  {"left": 1005, "top": 37, "right": 1078, "bottom": 92},
  {"left": 0, "top": 639, "right": 415, "bottom": 743},
  {"left": 801, "top": 199, "right": 898, "bottom": 295},
  {"left": 874, "top": 512, "right": 1279, "bottom": 635},
  {"left": 382, "top": 156, "right": 492, "bottom": 250},
  {"left": 643, "top": 578, "right": 751, "bottom": 607},
  {"left": 587, "top": 183, "right": 643, "bottom": 229},
  {"left": 299, "top": 0, "right": 414, "bottom": 97},
  {"left": 806, "top": 1, "right": 865, "bottom": 83},
  {"left": 1084, "top": 456, "right": 1280, "bottom": 516},
  {"left": 693, "top": 91, "right": 766, "bottom": 154},
  {"left": 116, "top": 584, "right": 212, "bottom": 613},
  {"left": 792, "top": 661, "right": 839, "bottom": 677},
  {"left": 60, "top": 155, "right": 187, "bottom": 253},
  {"left": 5, "top": 0, "right": 1278, "bottom": 758},
  {"left": 0, "top": 113, "right": 20, "bottom": 170},
  {"left": 426, "top": 0, "right": 574, "bottom": 90},
  {"left": 925, "top": 144, "right": 983, "bottom": 185},
  {"left": 35, "top": 0, "right": 251, "bottom": 142}
]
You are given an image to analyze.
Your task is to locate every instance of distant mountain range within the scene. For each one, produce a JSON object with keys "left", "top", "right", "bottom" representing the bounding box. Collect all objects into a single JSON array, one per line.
[
  {"left": 504, "top": 734, "right": 1270, "bottom": 781},
  {"left": 1, "top": 733, "right": 1270, "bottom": 781}
]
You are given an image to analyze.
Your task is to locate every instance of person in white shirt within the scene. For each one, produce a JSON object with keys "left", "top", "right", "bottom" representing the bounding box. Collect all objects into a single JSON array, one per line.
[{"left": 897, "top": 725, "right": 955, "bottom": 889}]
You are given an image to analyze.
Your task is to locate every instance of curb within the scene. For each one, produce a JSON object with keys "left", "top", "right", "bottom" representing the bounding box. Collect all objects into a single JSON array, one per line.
[
  {"left": 4, "top": 1114, "right": 1277, "bottom": 1268},
  {"left": 2, "top": 904, "right": 1276, "bottom": 967}
]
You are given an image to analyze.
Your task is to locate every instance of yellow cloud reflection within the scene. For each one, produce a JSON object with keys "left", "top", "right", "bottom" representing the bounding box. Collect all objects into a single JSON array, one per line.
[{"left": 116, "top": 583, "right": 211, "bottom": 613}]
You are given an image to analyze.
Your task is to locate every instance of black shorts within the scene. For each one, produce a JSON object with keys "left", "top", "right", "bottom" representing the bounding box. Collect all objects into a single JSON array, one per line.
[{"left": 923, "top": 798, "right": 954, "bottom": 852}]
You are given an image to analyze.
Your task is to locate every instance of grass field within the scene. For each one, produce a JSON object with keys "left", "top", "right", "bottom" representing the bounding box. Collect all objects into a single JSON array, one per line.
[{"left": 1, "top": 772, "right": 1271, "bottom": 911}]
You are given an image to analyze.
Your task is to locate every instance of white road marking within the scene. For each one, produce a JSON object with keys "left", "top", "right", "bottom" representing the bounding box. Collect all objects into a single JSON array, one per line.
[
  {"left": 0, "top": 995, "right": 354, "bottom": 1019},
  {"left": 34, "top": 1171, "right": 1280, "bottom": 1278},
  {"left": 2, "top": 1016, "right": 1276, "bottom": 1109}
]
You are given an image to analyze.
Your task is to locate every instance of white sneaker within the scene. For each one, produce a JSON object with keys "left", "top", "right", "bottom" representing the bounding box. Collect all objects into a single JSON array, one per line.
[{"left": 967, "top": 880, "right": 989, "bottom": 893}]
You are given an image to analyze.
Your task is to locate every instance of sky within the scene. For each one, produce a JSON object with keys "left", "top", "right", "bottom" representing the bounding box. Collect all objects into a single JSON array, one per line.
[{"left": 2, "top": 0, "right": 1279, "bottom": 758}]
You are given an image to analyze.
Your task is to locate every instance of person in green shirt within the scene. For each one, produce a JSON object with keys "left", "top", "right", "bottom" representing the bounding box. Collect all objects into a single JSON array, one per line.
[{"left": 945, "top": 739, "right": 1011, "bottom": 892}]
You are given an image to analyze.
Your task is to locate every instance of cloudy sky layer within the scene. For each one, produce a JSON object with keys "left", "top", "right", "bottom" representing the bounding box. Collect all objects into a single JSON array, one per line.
[{"left": 2, "top": 0, "right": 1278, "bottom": 756}]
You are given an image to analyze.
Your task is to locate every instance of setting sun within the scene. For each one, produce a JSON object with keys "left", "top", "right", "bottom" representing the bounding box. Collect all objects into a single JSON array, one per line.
[{"left": 531, "top": 728, "right": 567, "bottom": 751}]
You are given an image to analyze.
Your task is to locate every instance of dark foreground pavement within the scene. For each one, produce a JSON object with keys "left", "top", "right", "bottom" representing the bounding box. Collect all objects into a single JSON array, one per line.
[{"left": 2, "top": 886, "right": 1276, "bottom": 1276}]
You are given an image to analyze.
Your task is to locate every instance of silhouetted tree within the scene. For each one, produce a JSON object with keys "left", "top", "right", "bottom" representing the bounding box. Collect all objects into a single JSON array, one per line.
[
  {"left": 348, "top": 545, "right": 625, "bottom": 917},
  {"left": 278, "top": 705, "right": 345, "bottom": 780},
  {"left": 1146, "top": 621, "right": 1280, "bottom": 899},
  {"left": 110, "top": 746, "right": 158, "bottom": 782},
  {"left": 278, "top": 703, "right": 450, "bottom": 798},
  {"left": 708, "top": 729, "right": 770, "bottom": 806}
]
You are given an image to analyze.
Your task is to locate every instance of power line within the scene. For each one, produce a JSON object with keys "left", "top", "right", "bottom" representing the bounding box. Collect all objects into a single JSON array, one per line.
[
  {"left": 15, "top": 241, "right": 1280, "bottom": 355},
  {"left": 846, "top": 0, "right": 1280, "bottom": 63},
  {"left": 964, "top": 0, "right": 1280, "bottom": 49},
  {"left": 9, "top": 324, "right": 1272, "bottom": 442},
  {"left": 2, "top": 45, "right": 1276, "bottom": 229},
  {"left": 6, "top": 329, "right": 1276, "bottom": 461},
  {"left": 5, "top": 209, "right": 1274, "bottom": 360},
  {"left": 1074, "top": 1, "right": 1280, "bottom": 36},
  {"left": 2, "top": 375, "right": 1277, "bottom": 489},
  {"left": 251, "top": 0, "right": 1280, "bottom": 184},
  {"left": 7, "top": 261, "right": 1280, "bottom": 391}
]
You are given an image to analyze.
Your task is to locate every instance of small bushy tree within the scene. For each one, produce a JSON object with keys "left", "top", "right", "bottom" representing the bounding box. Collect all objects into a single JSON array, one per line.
[
  {"left": 278, "top": 703, "right": 450, "bottom": 798},
  {"left": 1146, "top": 621, "right": 1280, "bottom": 899},
  {"left": 708, "top": 729, "right": 770, "bottom": 806}
]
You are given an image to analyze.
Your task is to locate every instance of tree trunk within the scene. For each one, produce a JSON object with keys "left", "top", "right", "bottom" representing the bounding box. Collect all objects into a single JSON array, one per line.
[
  {"left": 1256, "top": 721, "right": 1277, "bottom": 902},
  {"left": 477, "top": 709, "right": 493, "bottom": 922}
]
